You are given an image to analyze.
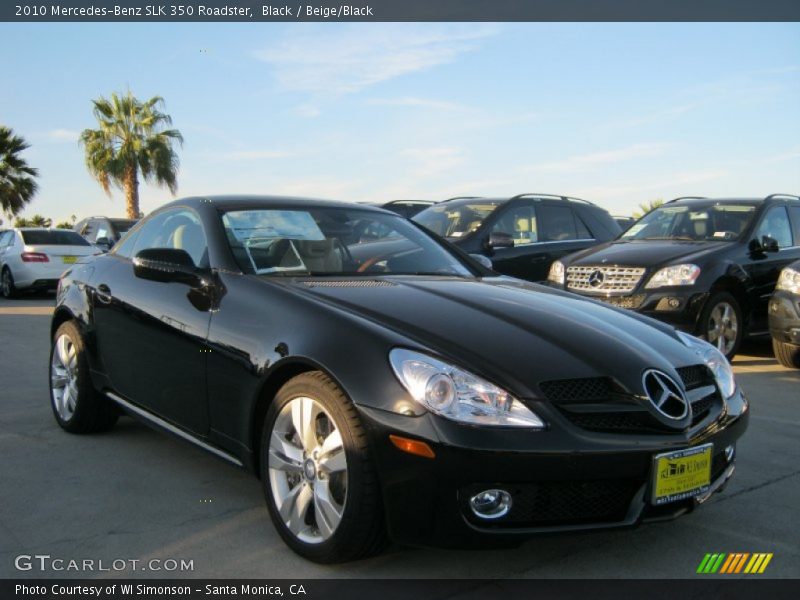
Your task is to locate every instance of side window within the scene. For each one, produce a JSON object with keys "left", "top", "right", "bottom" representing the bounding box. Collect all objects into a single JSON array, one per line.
[
  {"left": 538, "top": 205, "right": 579, "bottom": 242},
  {"left": 95, "top": 224, "right": 110, "bottom": 241},
  {"left": 81, "top": 220, "right": 96, "bottom": 241},
  {"left": 788, "top": 206, "right": 800, "bottom": 246},
  {"left": 574, "top": 212, "right": 594, "bottom": 239},
  {"left": 755, "top": 206, "right": 793, "bottom": 248},
  {"left": 491, "top": 203, "right": 538, "bottom": 245},
  {"left": 132, "top": 209, "right": 209, "bottom": 268}
]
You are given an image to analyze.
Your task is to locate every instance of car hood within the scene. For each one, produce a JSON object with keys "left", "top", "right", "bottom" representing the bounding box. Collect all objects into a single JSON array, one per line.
[
  {"left": 287, "top": 276, "right": 701, "bottom": 399},
  {"left": 565, "top": 239, "right": 731, "bottom": 269}
]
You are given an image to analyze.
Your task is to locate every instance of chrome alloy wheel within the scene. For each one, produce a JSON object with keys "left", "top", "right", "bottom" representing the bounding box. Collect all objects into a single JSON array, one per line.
[
  {"left": 706, "top": 301, "right": 738, "bottom": 356},
  {"left": 268, "top": 396, "right": 347, "bottom": 544},
  {"left": 51, "top": 334, "right": 78, "bottom": 421}
]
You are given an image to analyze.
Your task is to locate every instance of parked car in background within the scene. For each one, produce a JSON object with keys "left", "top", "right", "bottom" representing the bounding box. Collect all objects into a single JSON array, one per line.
[
  {"left": 413, "top": 194, "right": 621, "bottom": 282},
  {"left": 548, "top": 194, "right": 800, "bottom": 359},
  {"left": 74, "top": 216, "right": 138, "bottom": 251},
  {"left": 0, "top": 228, "right": 98, "bottom": 298},
  {"left": 614, "top": 215, "right": 636, "bottom": 232},
  {"left": 769, "top": 260, "right": 800, "bottom": 368},
  {"left": 50, "top": 195, "right": 747, "bottom": 563},
  {"left": 375, "top": 199, "right": 436, "bottom": 219}
]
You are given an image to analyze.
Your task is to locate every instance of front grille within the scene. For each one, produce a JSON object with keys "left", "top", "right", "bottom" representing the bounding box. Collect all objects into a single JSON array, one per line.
[
  {"left": 462, "top": 479, "right": 640, "bottom": 528},
  {"left": 302, "top": 280, "right": 395, "bottom": 288},
  {"left": 539, "top": 378, "right": 612, "bottom": 403},
  {"left": 676, "top": 365, "right": 712, "bottom": 390},
  {"left": 566, "top": 265, "right": 646, "bottom": 294}
]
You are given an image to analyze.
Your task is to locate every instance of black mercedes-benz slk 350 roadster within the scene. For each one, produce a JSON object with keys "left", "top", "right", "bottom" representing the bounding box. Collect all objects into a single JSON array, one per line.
[{"left": 49, "top": 196, "right": 748, "bottom": 563}]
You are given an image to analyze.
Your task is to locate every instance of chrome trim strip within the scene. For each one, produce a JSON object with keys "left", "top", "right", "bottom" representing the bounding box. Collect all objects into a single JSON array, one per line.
[{"left": 106, "top": 391, "right": 243, "bottom": 467}]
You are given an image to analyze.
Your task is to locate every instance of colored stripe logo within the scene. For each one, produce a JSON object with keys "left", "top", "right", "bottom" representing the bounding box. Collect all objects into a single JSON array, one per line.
[{"left": 697, "top": 553, "right": 773, "bottom": 574}]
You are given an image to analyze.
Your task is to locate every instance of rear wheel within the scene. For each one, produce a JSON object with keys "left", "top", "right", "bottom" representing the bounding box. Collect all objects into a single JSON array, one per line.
[
  {"left": 1, "top": 267, "right": 19, "bottom": 299},
  {"left": 50, "top": 321, "right": 118, "bottom": 433},
  {"left": 699, "top": 292, "right": 743, "bottom": 360},
  {"left": 261, "top": 371, "right": 386, "bottom": 563},
  {"left": 773, "top": 339, "right": 800, "bottom": 369}
]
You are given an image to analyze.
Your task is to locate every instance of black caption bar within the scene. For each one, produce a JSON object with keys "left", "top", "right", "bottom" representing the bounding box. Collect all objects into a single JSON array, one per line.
[
  {"left": 2, "top": 0, "right": 800, "bottom": 22},
  {"left": 4, "top": 579, "right": 800, "bottom": 600}
]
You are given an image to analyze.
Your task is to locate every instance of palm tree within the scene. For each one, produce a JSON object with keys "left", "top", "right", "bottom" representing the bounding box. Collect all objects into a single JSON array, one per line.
[
  {"left": 15, "top": 214, "right": 51, "bottom": 227},
  {"left": 632, "top": 198, "right": 664, "bottom": 219},
  {"left": 0, "top": 126, "right": 39, "bottom": 217},
  {"left": 80, "top": 92, "right": 183, "bottom": 219}
]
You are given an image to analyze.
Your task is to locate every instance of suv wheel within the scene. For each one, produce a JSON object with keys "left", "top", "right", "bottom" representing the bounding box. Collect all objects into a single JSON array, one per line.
[
  {"left": 772, "top": 339, "right": 800, "bottom": 369},
  {"left": 261, "top": 371, "right": 386, "bottom": 563},
  {"left": 50, "top": 321, "right": 119, "bottom": 433},
  {"left": 699, "top": 292, "right": 742, "bottom": 360},
  {"left": 1, "top": 267, "right": 19, "bottom": 299}
]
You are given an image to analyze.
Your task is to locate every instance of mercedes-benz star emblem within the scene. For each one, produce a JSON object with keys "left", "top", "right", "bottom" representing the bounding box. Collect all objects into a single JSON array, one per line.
[
  {"left": 642, "top": 369, "right": 689, "bottom": 420},
  {"left": 588, "top": 270, "right": 605, "bottom": 287}
]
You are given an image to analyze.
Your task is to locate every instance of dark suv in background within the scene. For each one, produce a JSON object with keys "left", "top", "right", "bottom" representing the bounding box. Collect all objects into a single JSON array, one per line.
[
  {"left": 548, "top": 194, "right": 800, "bottom": 359},
  {"left": 74, "top": 216, "right": 138, "bottom": 251},
  {"left": 413, "top": 194, "right": 621, "bottom": 282}
]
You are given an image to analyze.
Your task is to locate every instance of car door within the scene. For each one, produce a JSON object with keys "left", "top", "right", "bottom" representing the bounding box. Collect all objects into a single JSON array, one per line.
[
  {"left": 90, "top": 208, "right": 212, "bottom": 434},
  {"left": 485, "top": 201, "right": 545, "bottom": 280},
  {"left": 746, "top": 205, "right": 800, "bottom": 329}
]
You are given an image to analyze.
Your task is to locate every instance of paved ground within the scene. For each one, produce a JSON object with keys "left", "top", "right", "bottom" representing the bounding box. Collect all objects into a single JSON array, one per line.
[{"left": 1, "top": 294, "right": 798, "bottom": 579}]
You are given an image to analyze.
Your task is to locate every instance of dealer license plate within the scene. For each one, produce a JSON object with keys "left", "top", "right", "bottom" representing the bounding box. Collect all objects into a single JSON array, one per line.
[
  {"left": 62, "top": 256, "right": 77, "bottom": 264},
  {"left": 652, "top": 443, "right": 712, "bottom": 505}
]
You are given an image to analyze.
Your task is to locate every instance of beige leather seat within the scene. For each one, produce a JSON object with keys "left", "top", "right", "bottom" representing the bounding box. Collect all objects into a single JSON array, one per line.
[{"left": 173, "top": 223, "right": 206, "bottom": 266}]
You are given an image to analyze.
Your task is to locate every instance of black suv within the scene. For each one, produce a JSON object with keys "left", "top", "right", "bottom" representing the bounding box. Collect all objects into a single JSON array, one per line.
[
  {"left": 548, "top": 194, "right": 800, "bottom": 359},
  {"left": 74, "top": 216, "right": 138, "bottom": 251},
  {"left": 413, "top": 194, "right": 620, "bottom": 282}
]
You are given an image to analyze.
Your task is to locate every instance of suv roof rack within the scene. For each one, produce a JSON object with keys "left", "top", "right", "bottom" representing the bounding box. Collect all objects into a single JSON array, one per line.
[
  {"left": 442, "top": 196, "right": 483, "bottom": 202},
  {"left": 764, "top": 193, "right": 800, "bottom": 202},
  {"left": 666, "top": 196, "right": 708, "bottom": 203},
  {"left": 508, "top": 193, "right": 594, "bottom": 206}
]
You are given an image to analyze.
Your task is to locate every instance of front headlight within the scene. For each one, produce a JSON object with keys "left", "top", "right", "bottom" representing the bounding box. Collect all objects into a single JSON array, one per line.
[
  {"left": 389, "top": 348, "right": 545, "bottom": 428},
  {"left": 645, "top": 264, "right": 701, "bottom": 289},
  {"left": 547, "top": 260, "right": 565, "bottom": 285},
  {"left": 677, "top": 331, "right": 736, "bottom": 399},
  {"left": 776, "top": 267, "right": 800, "bottom": 294}
]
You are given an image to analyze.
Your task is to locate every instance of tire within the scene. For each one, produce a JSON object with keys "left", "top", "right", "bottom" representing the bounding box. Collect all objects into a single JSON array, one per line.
[
  {"left": 773, "top": 338, "right": 800, "bottom": 369},
  {"left": 698, "top": 292, "right": 743, "bottom": 360},
  {"left": 260, "top": 371, "right": 387, "bottom": 563},
  {"left": 1, "top": 267, "right": 19, "bottom": 299},
  {"left": 49, "top": 321, "right": 119, "bottom": 433}
]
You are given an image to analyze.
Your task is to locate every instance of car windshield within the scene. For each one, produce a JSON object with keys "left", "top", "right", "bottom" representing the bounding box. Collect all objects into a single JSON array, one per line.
[
  {"left": 413, "top": 201, "right": 502, "bottom": 238},
  {"left": 221, "top": 207, "right": 474, "bottom": 277},
  {"left": 21, "top": 230, "right": 91, "bottom": 246},
  {"left": 110, "top": 219, "right": 137, "bottom": 234},
  {"left": 621, "top": 204, "right": 757, "bottom": 242}
]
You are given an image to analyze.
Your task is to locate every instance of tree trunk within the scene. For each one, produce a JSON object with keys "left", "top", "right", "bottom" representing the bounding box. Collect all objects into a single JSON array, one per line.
[{"left": 124, "top": 166, "right": 139, "bottom": 219}]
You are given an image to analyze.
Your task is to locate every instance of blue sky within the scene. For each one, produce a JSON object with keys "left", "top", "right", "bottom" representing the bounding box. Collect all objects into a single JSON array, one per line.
[{"left": 1, "top": 22, "right": 799, "bottom": 222}]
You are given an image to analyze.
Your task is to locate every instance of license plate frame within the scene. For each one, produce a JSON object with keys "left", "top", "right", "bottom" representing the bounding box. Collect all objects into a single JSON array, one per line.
[{"left": 651, "top": 443, "right": 713, "bottom": 505}]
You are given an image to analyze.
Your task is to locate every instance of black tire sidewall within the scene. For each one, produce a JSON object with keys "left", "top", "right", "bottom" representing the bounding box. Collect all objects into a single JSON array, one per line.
[{"left": 2, "top": 267, "right": 17, "bottom": 299}]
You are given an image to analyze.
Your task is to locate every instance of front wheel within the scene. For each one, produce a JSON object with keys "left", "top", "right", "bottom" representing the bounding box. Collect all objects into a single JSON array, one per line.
[
  {"left": 260, "top": 371, "right": 386, "bottom": 563},
  {"left": 50, "top": 321, "right": 119, "bottom": 433},
  {"left": 773, "top": 339, "right": 800, "bottom": 369},
  {"left": 698, "top": 292, "right": 743, "bottom": 360}
]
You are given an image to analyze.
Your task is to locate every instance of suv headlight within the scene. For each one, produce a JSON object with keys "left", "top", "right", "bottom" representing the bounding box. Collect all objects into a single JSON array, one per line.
[
  {"left": 547, "top": 260, "right": 565, "bottom": 285},
  {"left": 389, "top": 348, "right": 545, "bottom": 428},
  {"left": 645, "top": 264, "right": 701, "bottom": 289},
  {"left": 776, "top": 267, "right": 800, "bottom": 294},
  {"left": 677, "top": 331, "right": 736, "bottom": 399}
]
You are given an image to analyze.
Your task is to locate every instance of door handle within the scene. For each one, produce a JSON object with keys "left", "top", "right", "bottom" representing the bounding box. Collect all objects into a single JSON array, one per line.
[{"left": 96, "top": 283, "right": 112, "bottom": 304}]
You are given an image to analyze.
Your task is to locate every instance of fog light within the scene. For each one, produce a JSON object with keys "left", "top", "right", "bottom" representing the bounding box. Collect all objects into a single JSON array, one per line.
[
  {"left": 724, "top": 444, "right": 735, "bottom": 462},
  {"left": 469, "top": 489, "right": 512, "bottom": 519}
]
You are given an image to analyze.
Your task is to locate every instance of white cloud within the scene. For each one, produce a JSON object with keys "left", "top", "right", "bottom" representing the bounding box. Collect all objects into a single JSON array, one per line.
[
  {"left": 254, "top": 24, "right": 499, "bottom": 95},
  {"left": 366, "top": 96, "right": 469, "bottom": 111},
  {"left": 46, "top": 129, "right": 80, "bottom": 142},
  {"left": 572, "top": 169, "right": 729, "bottom": 202},
  {"left": 400, "top": 146, "right": 464, "bottom": 178},
  {"left": 526, "top": 143, "right": 671, "bottom": 174}
]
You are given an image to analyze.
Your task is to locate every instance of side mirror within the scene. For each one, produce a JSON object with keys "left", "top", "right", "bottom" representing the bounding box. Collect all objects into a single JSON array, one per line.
[
  {"left": 133, "top": 248, "right": 206, "bottom": 285},
  {"left": 486, "top": 231, "right": 515, "bottom": 249},
  {"left": 469, "top": 253, "right": 493, "bottom": 270},
  {"left": 95, "top": 237, "right": 112, "bottom": 251},
  {"left": 761, "top": 235, "right": 779, "bottom": 253}
]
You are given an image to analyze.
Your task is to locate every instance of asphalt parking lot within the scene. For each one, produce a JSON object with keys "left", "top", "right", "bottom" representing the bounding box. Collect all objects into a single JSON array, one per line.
[{"left": 1, "top": 295, "right": 798, "bottom": 579}]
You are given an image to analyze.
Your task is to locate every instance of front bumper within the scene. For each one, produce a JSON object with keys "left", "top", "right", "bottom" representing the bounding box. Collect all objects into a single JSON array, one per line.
[
  {"left": 769, "top": 290, "right": 800, "bottom": 346},
  {"left": 360, "top": 389, "right": 748, "bottom": 548}
]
